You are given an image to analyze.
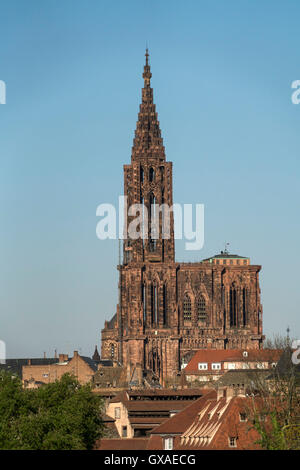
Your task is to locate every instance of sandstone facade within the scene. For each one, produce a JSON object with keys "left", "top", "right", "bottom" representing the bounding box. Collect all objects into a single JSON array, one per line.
[{"left": 101, "top": 51, "right": 264, "bottom": 385}]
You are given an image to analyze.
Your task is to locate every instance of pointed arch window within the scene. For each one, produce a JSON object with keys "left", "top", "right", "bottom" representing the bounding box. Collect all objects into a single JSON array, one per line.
[
  {"left": 142, "top": 283, "right": 146, "bottom": 325},
  {"left": 163, "top": 284, "right": 167, "bottom": 326},
  {"left": 149, "top": 192, "right": 157, "bottom": 251},
  {"left": 140, "top": 166, "right": 144, "bottom": 184},
  {"left": 242, "top": 288, "right": 247, "bottom": 327},
  {"left": 151, "top": 283, "right": 158, "bottom": 325},
  {"left": 230, "top": 287, "right": 237, "bottom": 327},
  {"left": 183, "top": 295, "right": 192, "bottom": 322},
  {"left": 149, "top": 167, "right": 155, "bottom": 182},
  {"left": 197, "top": 295, "right": 207, "bottom": 321}
]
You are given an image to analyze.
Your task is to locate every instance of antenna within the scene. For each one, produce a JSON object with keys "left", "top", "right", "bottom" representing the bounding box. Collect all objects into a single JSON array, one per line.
[{"left": 224, "top": 242, "right": 230, "bottom": 255}]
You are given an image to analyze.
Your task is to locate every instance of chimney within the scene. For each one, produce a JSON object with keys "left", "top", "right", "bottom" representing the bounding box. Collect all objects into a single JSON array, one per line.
[
  {"left": 28, "top": 359, "right": 31, "bottom": 365},
  {"left": 73, "top": 350, "right": 78, "bottom": 358},
  {"left": 43, "top": 352, "right": 46, "bottom": 359},
  {"left": 217, "top": 386, "right": 235, "bottom": 402},
  {"left": 54, "top": 349, "right": 57, "bottom": 359},
  {"left": 59, "top": 354, "right": 64, "bottom": 363}
]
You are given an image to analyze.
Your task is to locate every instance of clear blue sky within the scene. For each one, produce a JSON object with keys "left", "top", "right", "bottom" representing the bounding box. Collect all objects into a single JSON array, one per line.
[{"left": 1, "top": 0, "right": 299, "bottom": 357}]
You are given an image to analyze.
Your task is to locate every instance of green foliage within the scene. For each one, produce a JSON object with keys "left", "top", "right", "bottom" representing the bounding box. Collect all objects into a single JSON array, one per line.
[
  {"left": 246, "top": 347, "right": 300, "bottom": 450},
  {"left": 0, "top": 371, "right": 104, "bottom": 450}
]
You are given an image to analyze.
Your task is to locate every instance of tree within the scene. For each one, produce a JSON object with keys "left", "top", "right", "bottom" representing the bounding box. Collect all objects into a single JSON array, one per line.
[
  {"left": 263, "top": 333, "right": 292, "bottom": 350},
  {"left": 0, "top": 371, "right": 105, "bottom": 450},
  {"left": 245, "top": 346, "right": 300, "bottom": 450}
]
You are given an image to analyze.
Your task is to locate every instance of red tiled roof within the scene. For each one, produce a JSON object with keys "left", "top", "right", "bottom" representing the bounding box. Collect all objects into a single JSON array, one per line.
[
  {"left": 95, "top": 438, "right": 149, "bottom": 450},
  {"left": 102, "top": 413, "right": 115, "bottom": 423},
  {"left": 128, "top": 388, "right": 204, "bottom": 398},
  {"left": 109, "top": 390, "right": 129, "bottom": 404},
  {"left": 148, "top": 394, "right": 263, "bottom": 450},
  {"left": 150, "top": 390, "right": 217, "bottom": 435},
  {"left": 184, "top": 349, "right": 282, "bottom": 373},
  {"left": 129, "top": 417, "right": 168, "bottom": 425},
  {"left": 126, "top": 400, "right": 191, "bottom": 412}
]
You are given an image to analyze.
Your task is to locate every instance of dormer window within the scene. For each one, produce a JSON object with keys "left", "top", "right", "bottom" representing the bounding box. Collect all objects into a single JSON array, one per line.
[
  {"left": 164, "top": 437, "right": 174, "bottom": 450},
  {"left": 229, "top": 436, "right": 237, "bottom": 448}
]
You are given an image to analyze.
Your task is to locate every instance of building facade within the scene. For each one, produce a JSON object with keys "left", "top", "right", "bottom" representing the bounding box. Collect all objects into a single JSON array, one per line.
[
  {"left": 22, "top": 351, "right": 98, "bottom": 387},
  {"left": 101, "top": 51, "right": 264, "bottom": 385}
]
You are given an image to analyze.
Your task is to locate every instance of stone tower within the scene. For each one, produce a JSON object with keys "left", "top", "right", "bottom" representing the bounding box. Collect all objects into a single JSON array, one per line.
[{"left": 100, "top": 51, "right": 264, "bottom": 385}]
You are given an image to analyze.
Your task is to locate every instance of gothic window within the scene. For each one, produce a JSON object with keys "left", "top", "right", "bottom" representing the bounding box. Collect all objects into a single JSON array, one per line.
[
  {"left": 230, "top": 287, "right": 237, "bottom": 327},
  {"left": 141, "top": 197, "right": 145, "bottom": 248},
  {"left": 163, "top": 284, "right": 167, "bottom": 325},
  {"left": 242, "top": 288, "right": 247, "bottom": 327},
  {"left": 142, "top": 283, "right": 146, "bottom": 325},
  {"left": 149, "top": 193, "right": 157, "bottom": 251},
  {"left": 140, "top": 166, "right": 144, "bottom": 183},
  {"left": 149, "top": 167, "right": 155, "bottom": 182},
  {"left": 151, "top": 283, "right": 158, "bottom": 325},
  {"left": 197, "top": 295, "right": 207, "bottom": 321},
  {"left": 160, "top": 166, "right": 164, "bottom": 183},
  {"left": 183, "top": 294, "right": 192, "bottom": 322}
]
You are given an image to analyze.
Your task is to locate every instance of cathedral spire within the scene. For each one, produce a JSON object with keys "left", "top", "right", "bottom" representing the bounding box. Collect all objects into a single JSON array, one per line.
[
  {"left": 131, "top": 49, "right": 165, "bottom": 162},
  {"left": 143, "top": 48, "right": 151, "bottom": 87}
]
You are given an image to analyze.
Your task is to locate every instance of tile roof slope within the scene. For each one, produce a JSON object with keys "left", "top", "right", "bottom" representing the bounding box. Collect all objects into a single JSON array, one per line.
[
  {"left": 149, "top": 394, "right": 262, "bottom": 450},
  {"left": 150, "top": 389, "right": 217, "bottom": 435},
  {"left": 126, "top": 400, "right": 191, "bottom": 412},
  {"left": 128, "top": 388, "right": 205, "bottom": 398},
  {"left": 216, "top": 369, "right": 270, "bottom": 387},
  {"left": 0, "top": 358, "right": 57, "bottom": 377},
  {"left": 95, "top": 438, "right": 149, "bottom": 450},
  {"left": 185, "top": 349, "right": 282, "bottom": 373},
  {"left": 80, "top": 356, "right": 98, "bottom": 372}
]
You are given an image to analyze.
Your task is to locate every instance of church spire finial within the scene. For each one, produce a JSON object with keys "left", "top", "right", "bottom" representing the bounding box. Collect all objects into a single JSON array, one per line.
[{"left": 143, "top": 48, "right": 152, "bottom": 87}]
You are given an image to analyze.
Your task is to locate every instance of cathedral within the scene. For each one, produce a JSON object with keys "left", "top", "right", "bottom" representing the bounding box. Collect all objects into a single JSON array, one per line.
[{"left": 101, "top": 50, "right": 264, "bottom": 385}]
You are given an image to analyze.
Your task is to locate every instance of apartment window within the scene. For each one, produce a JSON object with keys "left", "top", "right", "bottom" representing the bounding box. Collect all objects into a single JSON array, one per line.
[
  {"left": 243, "top": 260, "right": 247, "bottom": 265},
  {"left": 212, "top": 363, "right": 221, "bottom": 370},
  {"left": 198, "top": 363, "right": 208, "bottom": 370},
  {"left": 223, "top": 260, "right": 227, "bottom": 265},
  {"left": 122, "top": 426, "right": 127, "bottom": 438},
  {"left": 164, "top": 437, "right": 174, "bottom": 450},
  {"left": 239, "top": 413, "right": 247, "bottom": 422},
  {"left": 229, "top": 437, "right": 237, "bottom": 448},
  {"left": 42, "top": 373, "right": 49, "bottom": 378},
  {"left": 114, "top": 407, "right": 121, "bottom": 419},
  {"left": 228, "top": 363, "right": 236, "bottom": 370}
]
